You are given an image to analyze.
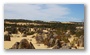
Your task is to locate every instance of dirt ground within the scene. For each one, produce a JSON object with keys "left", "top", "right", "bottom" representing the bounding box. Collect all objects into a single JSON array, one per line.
[
  {"left": 4, "top": 34, "right": 84, "bottom": 49},
  {"left": 4, "top": 34, "right": 51, "bottom": 49}
]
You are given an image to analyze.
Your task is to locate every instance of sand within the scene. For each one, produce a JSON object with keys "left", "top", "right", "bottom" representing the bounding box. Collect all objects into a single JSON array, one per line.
[
  {"left": 4, "top": 34, "right": 50, "bottom": 49},
  {"left": 4, "top": 34, "right": 84, "bottom": 49}
]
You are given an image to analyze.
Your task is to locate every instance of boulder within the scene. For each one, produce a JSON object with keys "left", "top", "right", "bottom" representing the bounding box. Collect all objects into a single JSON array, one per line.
[
  {"left": 10, "top": 42, "right": 19, "bottom": 49},
  {"left": 4, "top": 34, "right": 11, "bottom": 41},
  {"left": 18, "top": 39, "right": 30, "bottom": 49}
]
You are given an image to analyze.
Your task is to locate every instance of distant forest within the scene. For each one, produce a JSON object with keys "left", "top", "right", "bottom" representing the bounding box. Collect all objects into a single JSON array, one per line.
[{"left": 4, "top": 19, "right": 84, "bottom": 28}]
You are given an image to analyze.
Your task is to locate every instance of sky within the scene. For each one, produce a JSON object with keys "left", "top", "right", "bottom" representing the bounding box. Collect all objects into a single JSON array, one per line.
[{"left": 4, "top": 4, "right": 84, "bottom": 22}]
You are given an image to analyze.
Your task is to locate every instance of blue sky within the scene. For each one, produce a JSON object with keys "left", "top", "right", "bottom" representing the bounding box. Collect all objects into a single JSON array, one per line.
[{"left": 4, "top": 4, "right": 84, "bottom": 22}]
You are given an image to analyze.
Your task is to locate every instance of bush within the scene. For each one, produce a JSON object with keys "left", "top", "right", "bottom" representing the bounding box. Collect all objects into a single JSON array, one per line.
[{"left": 27, "top": 32, "right": 35, "bottom": 35}]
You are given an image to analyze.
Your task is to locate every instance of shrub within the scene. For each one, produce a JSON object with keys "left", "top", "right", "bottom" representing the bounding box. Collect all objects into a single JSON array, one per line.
[{"left": 27, "top": 32, "right": 35, "bottom": 35}]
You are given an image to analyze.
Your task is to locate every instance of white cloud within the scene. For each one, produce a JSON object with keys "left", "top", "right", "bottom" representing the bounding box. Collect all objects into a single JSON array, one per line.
[
  {"left": 52, "top": 16, "right": 83, "bottom": 22},
  {"left": 4, "top": 4, "right": 70, "bottom": 21}
]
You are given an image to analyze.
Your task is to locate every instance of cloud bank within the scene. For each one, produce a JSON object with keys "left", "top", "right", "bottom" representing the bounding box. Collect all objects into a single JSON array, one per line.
[{"left": 4, "top": 4, "right": 83, "bottom": 22}]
